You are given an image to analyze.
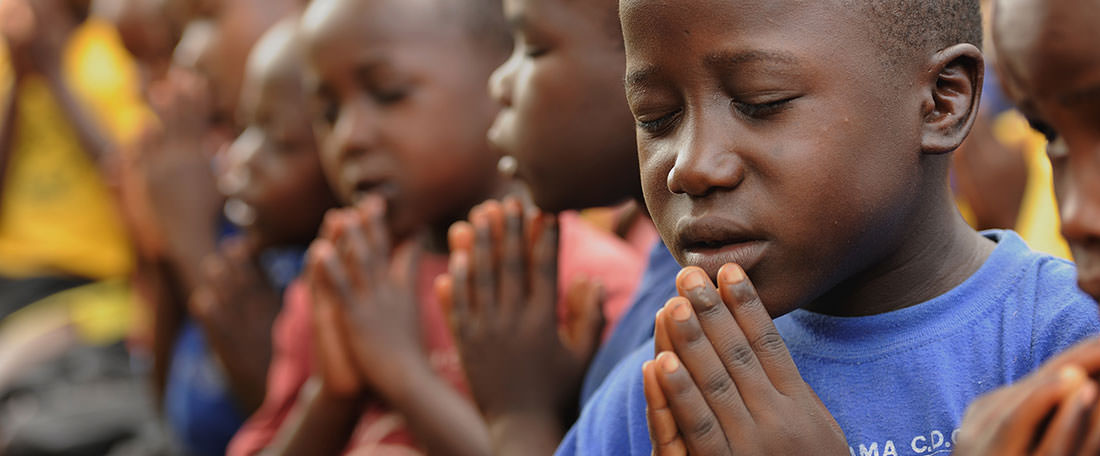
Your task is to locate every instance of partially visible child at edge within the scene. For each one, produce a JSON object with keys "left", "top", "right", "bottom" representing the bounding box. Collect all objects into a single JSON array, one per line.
[
  {"left": 950, "top": 1, "right": 1100, "bottom": 454},
  {"left": 226, "top": 0, "right": 643, "bottom": 454},
  {"left": 128, "top": 1, "right": 305, "bottom": 453},
  {"left": 432, "top": 0, "right": 680, "bottom": 453},
  {"left": 558, "top": 0, "right": 1099, "bottom": 455}
]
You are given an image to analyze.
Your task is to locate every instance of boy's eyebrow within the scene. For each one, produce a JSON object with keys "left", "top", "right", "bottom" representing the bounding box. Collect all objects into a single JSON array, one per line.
[
  {"left": 626, "top": 50, "right": 801, "bottom": 89},
  {"left": 703, "top": 49, "right": 800, "bottom": 68},
  {"left": 1059, "top": 84, "right": 1100, "bottom": 107}
]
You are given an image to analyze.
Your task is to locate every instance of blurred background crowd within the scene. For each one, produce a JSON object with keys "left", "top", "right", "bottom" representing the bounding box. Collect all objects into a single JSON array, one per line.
[{"left": 0, "top": 0, "right": 1068, "bottom": 454}]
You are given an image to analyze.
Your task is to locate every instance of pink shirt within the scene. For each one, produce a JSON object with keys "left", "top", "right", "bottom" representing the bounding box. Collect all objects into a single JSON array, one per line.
[{"left": 228, "top": 212, "right": 645, "bottom": 455}]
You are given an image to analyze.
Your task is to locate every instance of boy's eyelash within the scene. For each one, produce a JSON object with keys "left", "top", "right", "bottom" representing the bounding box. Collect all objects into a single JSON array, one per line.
[
  {"left": 322, "top": 101, "right": 340, "bottom": 125},
  {"left": 733, "top": 97, "right": 796, "bottom": 118},
  {"left": 637, "top": 109, "right": 682, "bottom": 135},
  {"left": 373, "top": 88, "right": 408, "bottom": 105},
  {"left": 1027, "top": 118, "right": 1059, "bottom": 143}
]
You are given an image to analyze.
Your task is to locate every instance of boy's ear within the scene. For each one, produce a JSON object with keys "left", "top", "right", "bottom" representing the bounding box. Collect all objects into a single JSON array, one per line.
[{"left": 920, "top": 43, "right": 984, "bottom": 155}]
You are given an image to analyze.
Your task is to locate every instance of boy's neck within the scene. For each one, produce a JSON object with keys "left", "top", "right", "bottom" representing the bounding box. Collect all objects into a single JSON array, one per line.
[
  {"left": 805, "top": 174, "right": 996, "bottom": 317},
  {"left": 422, "top": 176, "right": 522, "bottom": 255}
]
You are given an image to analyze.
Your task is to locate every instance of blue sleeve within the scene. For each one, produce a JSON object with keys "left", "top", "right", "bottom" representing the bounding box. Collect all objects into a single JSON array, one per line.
[
  {"left": 557, "top": 340, "right": 656, "bottom": 456},
  {"left": 1028, "top": 258, "right": 1100, "bottom": 369}
]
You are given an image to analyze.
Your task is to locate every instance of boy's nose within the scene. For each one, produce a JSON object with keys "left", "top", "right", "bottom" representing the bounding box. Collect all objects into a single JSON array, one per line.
[
  {"left": 488, "top": 51, "right": 519, "bottom": 108},
  {"left": 1059, "top": 161, "right": 1100, "bottom": 247},
  {"left": 219, "top": 127, "right": 262, "bottom": 195},
  {"left": 334, "top": 99, "right": 377, "bottom": 161},
  {"left": 667, "top": 116, "right": 745, "bottom": 197}
]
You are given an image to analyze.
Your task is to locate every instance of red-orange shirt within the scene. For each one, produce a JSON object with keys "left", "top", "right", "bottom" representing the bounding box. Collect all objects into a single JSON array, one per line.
[{"left": 228, "top": 212, "right": 645, "bottom": 455}]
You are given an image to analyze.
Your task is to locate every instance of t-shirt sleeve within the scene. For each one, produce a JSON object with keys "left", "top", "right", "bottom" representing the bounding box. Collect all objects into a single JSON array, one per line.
[
  {"left": 227, "top": 280, "right": 315, "bottom": 456},
  {"left": 1028, "top": 258, "right": 1100, "bottom": 371},
  {"left": 556, "top": 340, "right": 655, "bottom": 456}
]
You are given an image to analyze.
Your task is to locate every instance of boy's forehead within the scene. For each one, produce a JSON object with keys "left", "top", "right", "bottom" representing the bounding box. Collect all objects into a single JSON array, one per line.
[
  {"left": 621, "top": 0, "right": 866, "bottom": 75},
  {"left": 995, "top": 0, "right": 1100, "bottom": 97},
  {"left": 303, "top": 0, "right": 459, "bottom": 46}
]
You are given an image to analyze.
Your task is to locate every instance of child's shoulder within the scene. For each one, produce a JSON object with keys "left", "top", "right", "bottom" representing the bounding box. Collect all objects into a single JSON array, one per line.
[{"left": 986, "top": 230, "right": 1099, "bottom": 369}]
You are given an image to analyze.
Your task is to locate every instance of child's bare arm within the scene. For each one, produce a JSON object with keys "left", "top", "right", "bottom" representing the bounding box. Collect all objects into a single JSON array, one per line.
[
  {"left": 140, "top": 72, "right": 223, "bottom": 290},
  {"left": 953, "top": 338, "right": 1100, "bottom": 455},
  {"left": 440, "top": 199, "right": 604, "bottom": 455},
  {"left": 1, "top": 0, "right": 115, "bottom": 169},
  {"left": 263, "top": 248, "right": 367, "bottom": 456},
  {"left": 310, "top": 199, "right": 491, "bottom": 456},
  {"left": 264, "top": 379, "right": 364, "bottom": 456},
  {"left": 647, "top": 265, "right": 849, "bottom": 455},
  {"left": 40, "top": 65, "right": 116, "bottom": 169}
]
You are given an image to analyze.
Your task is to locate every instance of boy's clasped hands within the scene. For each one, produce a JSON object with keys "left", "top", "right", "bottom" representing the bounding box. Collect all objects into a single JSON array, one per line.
[
  {"left": 306, "top": 194, "right": 425, "bottom": 400},
  {"left": 644, "top": 265, "right": 848, "bottom": 456}
]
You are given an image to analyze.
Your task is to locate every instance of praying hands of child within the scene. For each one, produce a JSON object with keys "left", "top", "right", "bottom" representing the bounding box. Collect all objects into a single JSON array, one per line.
[
  {"left": 643, "top": 265, "right": 849, "bottom": 456},
  {"left": 953, "top": 337, "right": 1100, "bottom": 456},
  {"left": 307, "top": 194, "right": 490, "bottom": 456},
  {"left": 437, "top": 198, "right": 605, "bottom": 455}
]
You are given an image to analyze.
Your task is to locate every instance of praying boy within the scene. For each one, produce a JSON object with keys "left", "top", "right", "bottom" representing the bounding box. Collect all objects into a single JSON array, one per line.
[
  {"left": 562, "top": 0, "right": 1100, "bottom": 454},
  {"left": 950, "top": 0, "right": 1100, "bottom": 454}
]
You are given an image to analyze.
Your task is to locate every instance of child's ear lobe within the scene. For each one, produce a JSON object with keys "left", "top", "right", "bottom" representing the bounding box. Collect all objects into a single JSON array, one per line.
[{"left": 920, "top": 43, "right": 984, "bottom": 155}]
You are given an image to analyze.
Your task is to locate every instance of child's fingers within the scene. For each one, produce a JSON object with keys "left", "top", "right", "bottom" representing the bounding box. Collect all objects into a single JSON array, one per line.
[
  {"left": 436, "top": 274, "right": 456, "bottom": 329},
  {"left": 655, "top": 306, "right": 674, "bottom": 356},
  {"left": 1037, "top": 337, "right": 1100, "bottom": 377},
  {"left": 319, "top": 208, "right": 346, "bottom": 243},
  {"left": 391, "top": 237, "right": 422, "bottom": 302},
  {"left": 1075, "top": 387, "right": 1100, "bottom": 455},
  {"left": 654, "top": 351, "right": 731, "bottom": 455},
  {"left": 480, "top": 200, "right": 506, "bottom": 245},
  {"left": 660, "top": 297, "right": 752, "bottom": 429},
  {"left": 339, "top": 211, "right": 373, "bottom": 290},
  {"left": 1033, "top": 380, "right": 1096, "bottom": 455},
  {"left": 529, "top": 214, "right": 560, "bottom": 317},
  {"left": 644, "top": 360, "right": 688, "bottom": 456},
  {"left": 311, "top": 287, "right": 360, "bottom": 395},
  {"left": 675, "top": 267, "right": 776, "bottom": 405},
  {"left": 995, "top": 366, "right": 1089, "bottom": 450},
  {"left": 716, "top": 264, "right": 803, "bottom": 394},
  {"left": 449, "top": 221, "right": 475, "bottom": 253},
  {"left": 471, "top": 208, "right": 498, "bottom": 316},
  {"left": 360, "top": 194, "right": 391, "bottom": 278},
  {"left": 497, "top": 197, "right": 526, "bottom": 317},
  {"left": 449, "top": 250, "right": 475, "bottom": 334},
  {"left": 312, "top": 240, "right": 355, "bottom": 306}
]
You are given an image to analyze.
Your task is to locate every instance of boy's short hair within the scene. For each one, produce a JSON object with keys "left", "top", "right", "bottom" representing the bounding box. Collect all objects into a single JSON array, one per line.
[{"left": 856, "top": 0, "right": 982, "bottom": 64}]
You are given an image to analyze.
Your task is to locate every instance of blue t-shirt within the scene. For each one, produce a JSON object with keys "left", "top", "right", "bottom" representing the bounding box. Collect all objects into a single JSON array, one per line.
[
  {"left": 558, "top": 231, "right": 1100, "bottom": 456},
  {"left": 164, "top": 246, "right": 306, "bottom": 456},
  {"left": 581, "top": 241, "right": 680, "bottom": 405}
]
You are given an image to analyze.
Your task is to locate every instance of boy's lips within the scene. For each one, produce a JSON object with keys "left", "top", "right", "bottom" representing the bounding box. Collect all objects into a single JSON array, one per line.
[
  {"left": 346, "top": 175, "right": 397, "bottom": 203},
  {"left": 677, "top": 217, "right": 768, "bottom": 273}
]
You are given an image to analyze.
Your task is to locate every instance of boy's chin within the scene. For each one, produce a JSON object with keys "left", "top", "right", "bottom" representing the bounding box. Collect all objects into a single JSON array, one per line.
[{"left": 1072, "top": 247, "right": 1100, "bottom": 301}]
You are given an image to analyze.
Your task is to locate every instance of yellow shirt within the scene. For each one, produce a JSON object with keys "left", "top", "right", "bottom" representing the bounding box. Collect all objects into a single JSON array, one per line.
[{"left": 0, "top": 19, "right": 148, "bottom": 280}]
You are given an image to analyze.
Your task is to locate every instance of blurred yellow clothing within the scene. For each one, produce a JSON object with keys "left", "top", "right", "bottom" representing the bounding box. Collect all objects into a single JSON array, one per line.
[
  {"left": 995, "top": 111, "right": 1072, "bottom": 260},
  {"left": 0, "top": 19, "right": 148, "bottom": 281}
]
